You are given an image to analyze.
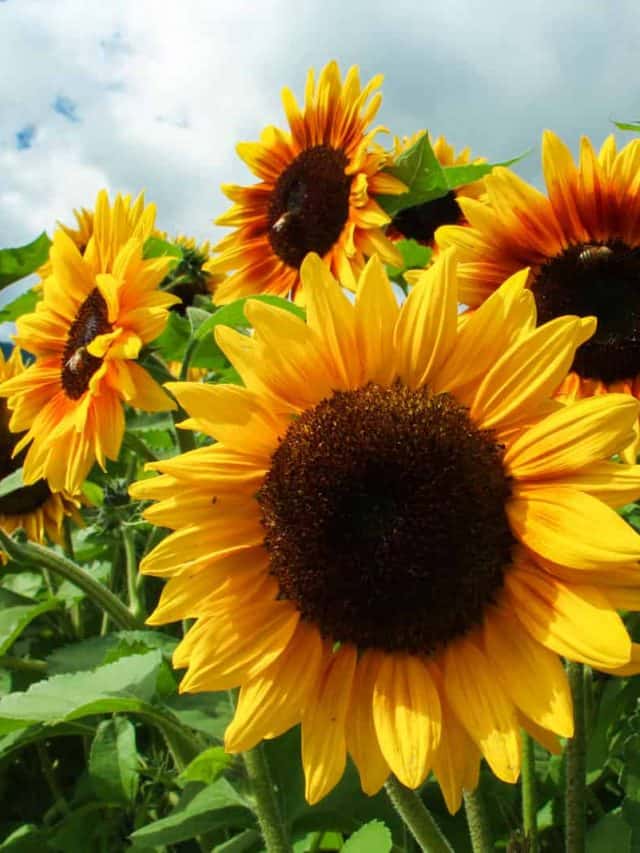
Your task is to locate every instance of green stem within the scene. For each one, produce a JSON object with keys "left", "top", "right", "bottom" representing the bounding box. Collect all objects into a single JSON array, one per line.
[
  {"left": 521, "top": 733, "right": 538, "bottom": 852},
  {"left": 122, "top": 526, "right": 146, "bottom": 622},
  {"left": 173, "top": 413, "right": 196, "bottom": 454},
  {"left": 0, "top": 655, "right": 47, "bottom": 674},
  {"left": 179, "top": 338, "right": 199, "bottom": 381},
  {"left": 566, "top": 662, "right": 587, "bottom": 853},
  {"left": 464, "top": 788, "right": 493, "bottom": 853},
  {"left": 145, "top": 710, "right": 202, "bottom": 773},
  {"left": 62, "top": 518, "right": 83, "bottom": 638},
  {"left": 243, "top": 744, "right": 291, "bottom": 853},
  {"left": 0, "top": 531, "right": 142, "bottom": 631},
  {"left": 384, "top": 776, "right": 454, "bottom": 853},
  {"left": 36, "top": 741, "right": 70, "bottom": 818},
  {"left": 123, "top": 431, "right": 159, "bottom": 464}
]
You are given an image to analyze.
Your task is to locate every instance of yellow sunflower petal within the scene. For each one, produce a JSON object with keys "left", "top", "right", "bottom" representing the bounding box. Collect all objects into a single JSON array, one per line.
[
  {"left": 508, "top": 484, "right": 640, "bottom": 569},
  {"left": 346, "top": 651, "right": 390, "bottom": 796},
  {"left": 302, "top": 644, "right": 357, "bottom": 805},
  {"left": 504, "top": 394, "right": 639, "bottom": 479},
  {"left": 483, "top": 606, "right": 573, "bottom": 737},
  {"left": 443, "top": 635, "right": 520, "bottom": 783},
  {"left": 394, "top": 248, "right": 458, "bottom": 390},
  {"left": 372, "top": 653, "right": 441, "bottom": 789},
  {"left": 506, "top": 565, "right": 631, "bottom": 669}
]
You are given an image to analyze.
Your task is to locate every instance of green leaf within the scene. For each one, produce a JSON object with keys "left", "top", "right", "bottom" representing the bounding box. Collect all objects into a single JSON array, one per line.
[
  {"left": 377, "top": 133, "right": 529, "bottom": 217},
  {"left": 386, "top": 239, "right": 432, "bottom": 279},
  {"left": 47, "top": 630, "right": 175, "bottom": 675},
  {"left": 161, "top": 691, "right": 233, "bottom": 740},
  {"left": 0, "top": 824, "right": 52, "bottom": 851},
  {"left": 377, "top": 134, "right": 448, "bottom": 217},
  {"left": 0, "top": 650, "right": 162, "bottom": 733},
  {"left": 150, "top": 311, "right": 191, "bottom": 361},
  {"left": 130, "top": 779, "right": 253, "bottom": 846},
  {"left": 215, "top": 829, "right": 261, "bottom": 853},
  {"left": 442, "top": 151, "right": 529, "bottom": 190},
  {"left": 614, "top": 120, "right": 640, "bottom": 132},
  {"left": 179, "top": 745, "right": 234, "bottom": 785},
  {"left": 187, "top": 305, "right": 214, "bottom": 334},
  {"left": 89, "top": 716, "right": 139, "bottom": 803},
  {"left": 0, "top": 233, "right": 51, "bottom": 289},
  {"left": 587, "top": 813, "right": 632, "bottom": 852},
  {"left": 342, "top": 820, "right": 392, "bottom": 853},
  {"left": 81, "top": 480, "right": 103, "bottom": 506},
  {"left": 0, "top": 467, "right": 24, "bottom": 498},
  {"left": 0, "top": 289, "right": 39, "bottom": 323},
  {"left": 143, "top": 236, "right": 183, "bottom": 261},
  {"left": 188, "top": 294, "right": 305, "bottom": 373},
  {"left": 0, "top": 599, "right": 60, "bottom": 654}
]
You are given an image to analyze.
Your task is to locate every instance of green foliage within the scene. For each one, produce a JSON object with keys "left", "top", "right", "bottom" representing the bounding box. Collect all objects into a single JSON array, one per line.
[
  {"left": 341, "top": 820, "right": 392, "bottom": 852},
  {"left": 377, "top": 133, "right": 528, "bottom": 217},
  {"left": 614, "top": 120, "right": 640, "bottom": 132},
  {"left": 142, "top": 237, "right": 183, "bottom": 261},
  {"left": 179, "top": 745, "right": 234, "bottom": 785},
  {"left": 89, "top": 717, "right": 139, "bottom": 803},
  {"left": 0, "top": 290, "right": 39, "bottom": 323},
  {"left": 0, "top": 233, "right": 51, "bottom": 290}
]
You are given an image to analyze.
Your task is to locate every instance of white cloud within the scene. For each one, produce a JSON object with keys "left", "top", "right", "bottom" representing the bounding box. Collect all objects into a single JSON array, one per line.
[{"left": 2, "top": 0, "right": 640, "bottom": 253}]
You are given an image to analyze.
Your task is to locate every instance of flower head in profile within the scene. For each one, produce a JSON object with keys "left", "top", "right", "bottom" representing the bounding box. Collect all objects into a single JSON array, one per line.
[
  {"left": 0, "top": 190, "right": 179, "bottom": 494},
  {"left": 159, "top": 235, "right": 224, "bottom": 313},
  {"left": 205, "top": 61, "right": 406, "bottom": 302},
  {"left": 390, "top": 131, "right": 486, "bottom": 247},
  {"left": 0, "top": 349, "right": 81, "bottom": 544},
  {"left": 436, "top": 131, "right": 640, "bottom": 406},
  {"left": 132, "top": 250, "right": 640, "bottom": 812}
]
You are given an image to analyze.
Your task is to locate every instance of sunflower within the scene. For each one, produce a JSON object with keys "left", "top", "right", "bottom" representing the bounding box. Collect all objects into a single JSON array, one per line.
[
  {"left": 38, "top": 193, "right": 154, "bottom": 280},
  {"left": 0, "top": 190, "right": 179, "bottom": 494},
  {"left": 389, "top": 131, "right": 486, "bottom": 246},
  {"left": 436, "top": 131, "right": 640, "bottom": 405},
  {"left": 0, "top": 349, "right": 81, "bottom": 544},
  {"left": 131, "top": 250, "right": 640, "bottom": 812},
  {"left": 205, "top": 61, "right": 406, "bottom": 301},
  {"left": 158, "top": 235, "right": 224, "bottom": 314}
]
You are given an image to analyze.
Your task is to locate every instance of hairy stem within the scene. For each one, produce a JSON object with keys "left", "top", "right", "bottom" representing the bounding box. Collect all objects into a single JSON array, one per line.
[
  {"left": 384, "top": 776, "right": 454, "bottom": 853},
  {"left": 565, "top": 662, "right": 587, "bottom": 853},
  {"left": 0, "top": 531, "right": 142, "bottom": 631}
]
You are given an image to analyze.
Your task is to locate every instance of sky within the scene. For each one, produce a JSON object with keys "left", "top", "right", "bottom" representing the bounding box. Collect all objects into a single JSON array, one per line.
[{"left": 2, "top": 0, "right": 640, "bottom": 253}]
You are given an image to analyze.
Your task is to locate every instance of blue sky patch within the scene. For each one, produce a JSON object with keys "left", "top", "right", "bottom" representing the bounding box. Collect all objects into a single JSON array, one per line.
[
  {"left": 53, "top": 95, "right": 79, "bottom": 122},
  {"left": 16, "top": 125, "right": 36, "bottom": 150}
]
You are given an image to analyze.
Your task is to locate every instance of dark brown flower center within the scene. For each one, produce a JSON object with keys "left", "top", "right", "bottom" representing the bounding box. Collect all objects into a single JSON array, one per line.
[
  {"left": 534, "top": 241, "right": 640, "bottom": 384},
  {"left": 0, "top": 399, "right": 51, "bottom": 515},
  {"left": 258, "top": 382, "right": 514, "bottom": 655},
  {"left": 163, "top": 246, "right": 213, "bottom": 314},
  {"left": 267, "top": 145, "right": 352, "bottom": 269},
  {"left": 391, "top": 191, "right": 462, "bottom": 245},
  {"left": 61, "top": 288, "right": 112, "bottom": 400}
]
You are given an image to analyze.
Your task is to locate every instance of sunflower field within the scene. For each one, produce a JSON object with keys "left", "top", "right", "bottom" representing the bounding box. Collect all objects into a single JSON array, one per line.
[{"left": 2, "top": 62, "right": 640, "bottom": 853}]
